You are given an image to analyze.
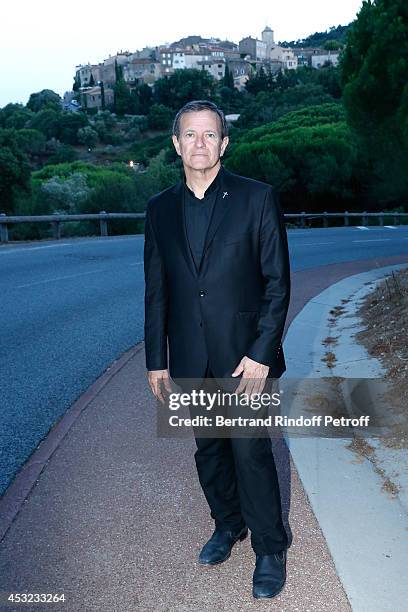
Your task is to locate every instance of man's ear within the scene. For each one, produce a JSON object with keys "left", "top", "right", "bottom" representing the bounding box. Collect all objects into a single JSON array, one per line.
[
  {"left": 220, "top": 136, "right": 229, "bottom": 157},
  {"left": 172, "top": 134, "right": 181, "bottom": 156}
]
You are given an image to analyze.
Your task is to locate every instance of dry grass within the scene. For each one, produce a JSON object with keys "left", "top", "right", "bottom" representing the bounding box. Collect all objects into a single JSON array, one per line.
[
  {"left": 346, "top": 436, "right": 401, "bottom": 498},
  {"left": 329, "top": 305, "right": 347, "bottom": 317},
  {"left": 321, "top": 351, "right": 337, "bottom": 368},
  {"left": 354, "top": 267, "right": 408, "bottom": 448},
  {"left": 322, "top": 336, "right": 339, "bottom": 346}
]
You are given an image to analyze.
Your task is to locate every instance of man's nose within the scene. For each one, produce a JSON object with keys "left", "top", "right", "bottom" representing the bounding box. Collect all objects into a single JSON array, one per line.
[{"left": 195, "top": 135, "right": 205, "bottom": 147}]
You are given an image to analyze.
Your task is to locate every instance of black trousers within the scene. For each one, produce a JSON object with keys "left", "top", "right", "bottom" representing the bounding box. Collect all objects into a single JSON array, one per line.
[{"left": 192, "top": 365, "right": 288, "bottom": 555}]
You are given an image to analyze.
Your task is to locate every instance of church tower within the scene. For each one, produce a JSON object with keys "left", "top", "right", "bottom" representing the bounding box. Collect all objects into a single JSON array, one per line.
[{"left": 262, "top": 26, "right": 275, "bottom": 57}]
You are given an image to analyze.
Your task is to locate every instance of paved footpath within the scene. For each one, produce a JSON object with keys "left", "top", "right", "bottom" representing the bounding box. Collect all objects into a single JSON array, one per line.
[{"left": 0, "top": 254, "right": 407, "bottom": 612}]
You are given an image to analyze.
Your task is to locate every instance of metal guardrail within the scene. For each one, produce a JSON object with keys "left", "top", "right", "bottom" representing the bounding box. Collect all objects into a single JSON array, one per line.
[
  {"left": 0, "top": 212, "right": 145, "bottom": 243},
  {"left": 288, "top": 211, "right": 408, "bottom": 228},
  {"left": 1, "top": 211, "right": 408, "bottom": 243}
]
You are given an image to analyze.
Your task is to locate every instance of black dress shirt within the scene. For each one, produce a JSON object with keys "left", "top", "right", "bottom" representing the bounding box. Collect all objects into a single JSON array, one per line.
[{"left": 183, "top": 167, "right": 222, "bottom": 271}]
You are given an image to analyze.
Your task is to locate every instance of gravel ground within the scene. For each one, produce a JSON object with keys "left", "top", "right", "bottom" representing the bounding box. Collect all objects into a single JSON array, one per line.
[{"left": 0, "top": 349, "right": 350, "bottom": 611}]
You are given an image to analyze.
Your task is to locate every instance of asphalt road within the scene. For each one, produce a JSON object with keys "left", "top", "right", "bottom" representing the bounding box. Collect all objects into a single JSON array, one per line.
[{"left": 1, "top": 225, "right": 408, "bottom": 494}]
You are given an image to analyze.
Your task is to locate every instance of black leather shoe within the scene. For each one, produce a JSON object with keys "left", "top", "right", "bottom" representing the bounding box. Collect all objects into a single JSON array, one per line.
[
  {"left": 252, "top": 550, "right": 286, "bottom": 599},
  {"left": 198, "top": 527, "right": 248, "bottom": 565}
]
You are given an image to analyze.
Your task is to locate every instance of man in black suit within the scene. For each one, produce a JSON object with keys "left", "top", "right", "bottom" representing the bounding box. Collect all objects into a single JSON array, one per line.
[{"left": 144, "top": 100, "right": 291, "bottom": 599}]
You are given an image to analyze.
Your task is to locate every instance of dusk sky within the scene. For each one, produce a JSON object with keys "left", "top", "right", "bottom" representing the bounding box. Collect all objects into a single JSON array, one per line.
[{"left": 1, "top": 0, "right": 363, "bottom": 108}]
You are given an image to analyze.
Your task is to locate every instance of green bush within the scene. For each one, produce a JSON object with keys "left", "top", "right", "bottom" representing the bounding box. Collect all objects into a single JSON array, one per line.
[
  {"left": 147, "top": 104, "right": 173, "bottom": 130},
  {"left": 77, "top": 126, "right": 99, "bottom": 147},
  {"left": 225, "top": 104, "right": 362, "bottom": 211}
]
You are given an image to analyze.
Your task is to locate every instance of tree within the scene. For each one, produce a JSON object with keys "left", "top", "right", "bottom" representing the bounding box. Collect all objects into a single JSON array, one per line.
[
  {"left": 282, "top": 24, "right": 351, "bottom": 48},
  {"left": 114, "top": 60, "right": 124, "bottom": 82},
  {"left": 81, "top": 172, "right": 135, "bottom": 213},
  {"left": 136, "top": 83, "right": 153, "bottom": 114},
  {"left": 73, "top": 73, "right": 81, "bottom": 92},
  {"left": 46, "top": 144, "right": 77, "bottom": 165},
  {"left": 316, "top": 65, "right": 342, "bottom": 99},
  {"left": 341, "top": 0, "right": 408, "bottom": 205},
  {"left": 135, "top": 150, "right": 182, "bottom": 208},
  {"left": 237, "top": 83, "right": 335, "bottom": 128},
  {"left": 223, "top": 64, "right": 234, "bottom": 89},
  {"left": 0, "top": 129, "right": 31, "bottom": 214},
  {"left": 147, "top": 104, "right": 173, "bottom": 129},
  {"left": 15, "top": 129, "right": 47, "bottom": 157},
  {"left": 0, "top": 103, "right": 34, "bottom": 129},
  {"left": 323, "top": 40, "right": 344, "bottom": 51},
  {"left": 40, "top": 173, "right": 90, "bottom": 213},
  {"left": 77, "top": 126, "right": 99, "bottom": 147},
  {"left": 113, "top": 78, "right": 135, "bottom": 115},
  {"left": 28, "top": 108, "right": 60, "bottom": 139},
  {"left": 57, "top": 112, "right": 89, "bottom": 144},
  {"left": 27, "top": 89, "right": 61, "bottom": 112},
  {"left": 153, "top": 69, "right": 216, "bottom": 109},
  {"left": 125, "top": 114, "right": 148, "bottom": 132},
  {"left": 245, "top": 66, "right": 270, "bottom": 95},
  {"left": 225, "top": 104, "right": 363, "bottom": 212},
  {"left": 96, "top": 110, "right": 117, "bottom": 129},
  {"left": 100, "top": 81, "right": 106, "bottom": 110},
  {"left": 275, "top": 69, "right": 290, "bottom": 90},
  {"left": 218, "top": 85, "right": 240, "bottom": 113}
]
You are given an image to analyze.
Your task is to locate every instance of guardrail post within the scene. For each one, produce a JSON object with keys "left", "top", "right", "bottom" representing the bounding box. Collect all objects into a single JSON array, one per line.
[
  {"left": 323, "top": 211, "right": 328, "bottom": 228},
  {"left": 393, "top": 213, "right": 398, "bottom": 226},
  {"left": 344, "top": 211, "right": 349, "bottom": 226},
  {"left": 362, "top": 211, "right": 367, "bottom": 226},
  {"left": 379, "top": 212, "right": 384, "bottom": 226},
  {"left": 301, "top": 212, "right": 306, "bottom": 228},
  {"left": 99, "top": 211, "right": 108, "bottom": 237},
  {"left": 52, "top": 212, "right": 61, "bottom": 240},
  {"left": 0, "top": 213, "right": 8, "bottom": 243}
]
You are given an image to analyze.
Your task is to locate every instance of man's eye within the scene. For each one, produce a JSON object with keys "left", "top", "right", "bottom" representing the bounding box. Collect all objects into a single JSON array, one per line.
[{"left": 207, "top": 133, "right": 215, "bottom": 138}]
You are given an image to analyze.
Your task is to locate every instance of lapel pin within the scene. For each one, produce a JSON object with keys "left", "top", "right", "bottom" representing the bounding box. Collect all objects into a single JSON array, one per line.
[{"left": 222, "top": 191, "right": 228, "bottom": 199}]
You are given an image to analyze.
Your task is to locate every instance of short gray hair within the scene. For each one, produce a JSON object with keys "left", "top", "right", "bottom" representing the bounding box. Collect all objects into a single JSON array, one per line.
[{"left": 172, "top": 100, "right": 228, "bottom": 140}]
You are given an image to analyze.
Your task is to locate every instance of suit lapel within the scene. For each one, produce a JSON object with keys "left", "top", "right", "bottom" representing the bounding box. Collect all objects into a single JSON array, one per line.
[{"left": 171, "top": 180, "right": 198, "bottom": 277}]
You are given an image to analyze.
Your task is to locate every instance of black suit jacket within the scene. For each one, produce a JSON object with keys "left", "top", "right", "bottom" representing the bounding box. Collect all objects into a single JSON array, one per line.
[{"left": 144, "top": 164, "right": 291, "bottom": 379}]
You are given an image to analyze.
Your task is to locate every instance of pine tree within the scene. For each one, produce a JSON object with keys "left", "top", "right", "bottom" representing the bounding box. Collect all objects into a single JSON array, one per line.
[
  {"left": 341, "top": 0, "right": 408, "bottom": 204},
  {"left": 223, "top": 64, "right": 234, "bottom": 89}
]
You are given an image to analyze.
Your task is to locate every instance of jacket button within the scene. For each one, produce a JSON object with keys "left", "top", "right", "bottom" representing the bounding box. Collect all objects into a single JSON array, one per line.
[{"left": 199, "top": 290, "right": 205, "bottom": 297}]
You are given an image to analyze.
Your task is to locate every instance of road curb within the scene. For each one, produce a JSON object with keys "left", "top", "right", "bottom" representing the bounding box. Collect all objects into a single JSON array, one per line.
[{"left": 284, "top": 262, "right": 408, "bottom": 611}]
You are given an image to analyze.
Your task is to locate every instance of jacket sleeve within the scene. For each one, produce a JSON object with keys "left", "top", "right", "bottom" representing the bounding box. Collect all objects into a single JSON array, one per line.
[
  {"left": 144, "top": 201, "right": 169, "bottom": 371},
  {"left": 246, "top": 186, "right": 291, "bottom": 367}
]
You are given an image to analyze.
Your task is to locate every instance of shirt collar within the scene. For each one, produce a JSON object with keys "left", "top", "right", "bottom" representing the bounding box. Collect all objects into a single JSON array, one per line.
[{"left": 183, "top": 164, "right": 224, "bottom": 199}]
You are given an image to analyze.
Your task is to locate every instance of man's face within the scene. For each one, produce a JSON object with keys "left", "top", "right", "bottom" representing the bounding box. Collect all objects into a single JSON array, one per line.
[{"left": 172, "top": 110, "right": 229, "bottom": 171}]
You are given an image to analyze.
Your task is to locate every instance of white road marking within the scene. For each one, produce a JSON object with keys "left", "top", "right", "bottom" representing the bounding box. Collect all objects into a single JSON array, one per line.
[
  {"left": 129, "top": 261, "right": 144, "bottom": 266},
  {"left": 356, "top": 226, "right": 369, "bottom": 230},
  {"left": 0, "top": 236, "right": 142, "bottom": 255},
  {"left": 16, "top": 269, "right": 104, "bottom": 289},
  {"left": 0, "top": 243, "right": 71, "bottom": 254},
  {"left": 384, "top": 226, "right": 396, "bottom": 229},
  {"left": 292, "top": 242, "right": 336, "bottom": 246},
  {"left": 353, "top": 239, "right": 392, "bottom": 243}
]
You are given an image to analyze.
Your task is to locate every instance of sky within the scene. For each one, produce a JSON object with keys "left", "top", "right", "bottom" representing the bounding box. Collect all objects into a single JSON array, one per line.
[{"left": 0, "top": 0, "right": 364, "bottom": 109}]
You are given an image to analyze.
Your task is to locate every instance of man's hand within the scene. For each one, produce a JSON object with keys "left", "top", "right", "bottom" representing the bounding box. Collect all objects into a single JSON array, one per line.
[
  {"left": 232, "top": 356, "right": 269, "bottom": 397},
  {"left": 147, "top": 369, "right": 172, "bottom": 403}
]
